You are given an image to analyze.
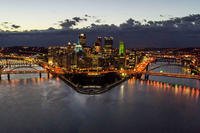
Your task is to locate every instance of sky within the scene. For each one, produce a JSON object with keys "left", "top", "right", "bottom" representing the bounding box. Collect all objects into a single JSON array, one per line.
[{"left": 0, "top": 0, "right": 200, "bottom": 31}]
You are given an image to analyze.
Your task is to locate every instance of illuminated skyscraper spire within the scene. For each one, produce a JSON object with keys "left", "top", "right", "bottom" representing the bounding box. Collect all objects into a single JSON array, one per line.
[
  {"left": 119, "top": 41, "right": 125, "bottom": 56},
  {"left": 79, "top": 33, "right": 87, "bottom": 47}
]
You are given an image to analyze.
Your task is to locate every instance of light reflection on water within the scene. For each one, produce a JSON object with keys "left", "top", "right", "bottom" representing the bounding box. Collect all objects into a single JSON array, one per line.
[
  {"left": 127, "top": 79, "right": 200, "bottom": 102},
  {"left": 148, "top": 62, "right": 200, "bottom": 88},
  {"left": 0, "top": 62, "right": 199, "bottom": 132},
  {"left": 0, "top": 76, "right": 199, "bottom": 132}
]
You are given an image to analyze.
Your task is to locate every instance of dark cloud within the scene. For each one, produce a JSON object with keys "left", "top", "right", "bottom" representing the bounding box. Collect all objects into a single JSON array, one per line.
[
  {"left": 72, "top": 17, "right": 87, "bottom": 22},
  {"left": 145, "top": 14, "right": 200, "bottom": 30},
  {"left": 59, "top": 19, "right": 77, "bottom": 29},
  {"left": 47, "top": 27, "right": 56, "bottom": 30},
  {"left": 84, "top": 14, "right": 96, "bottom": 19},
  {"left": 85, "top": 14, "right": 91, "bottom": 18},
  {"left": 0, "top": 22, "right": 21, "bottom": 31},
  {"left": 3, "top": 22, "right": 9, "bottom": 24},
  {"left": 11, "top": 24, "right": 20, "bottom": 29},
  {"left": 89, "top": 23, "right": 118, "bottom": 31},
  {"left": 119, "top": 18, "right": 141, "bottom": 29},
  {"left": 95, "top": 19, "right": 102, "bottom": 23},
  {"left": 59, "top": 16, "right": 88, "bottom": 29},
  {"left": 1, "top": 14, "right": 200, "bottom": 48}
]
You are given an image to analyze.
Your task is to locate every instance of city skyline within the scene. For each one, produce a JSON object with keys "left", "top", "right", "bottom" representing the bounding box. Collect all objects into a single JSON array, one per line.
[
  {"left": 0, "top": 1, "right": 200, "bottom": 133},
  {"left": 1, "top": 0, "right": 200, "bottom": 31}
]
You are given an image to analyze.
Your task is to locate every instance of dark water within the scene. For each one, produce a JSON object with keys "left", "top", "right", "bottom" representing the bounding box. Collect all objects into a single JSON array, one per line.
[{"left": 0, "top": 63, "right": 199, "bottom": 133}]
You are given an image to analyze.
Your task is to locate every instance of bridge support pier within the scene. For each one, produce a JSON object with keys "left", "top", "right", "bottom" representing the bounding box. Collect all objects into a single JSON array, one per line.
[
  {"left": 39, "top": 72, "right": 42, "bottom": 78},
  {"left": 135, "top": 74, "right": 142, "bottom": 79},
  {"left": 146, "top": 63, "right": 149, "bottom": 71},
  {"left": 7, "top": 74, "right": 10, "bottom": 80},
  {"left": 47, "top": 73, "right": 50, "bottom": 79},
  {"left": 145, "top": 74, "right": 149, "bottom": 80}
]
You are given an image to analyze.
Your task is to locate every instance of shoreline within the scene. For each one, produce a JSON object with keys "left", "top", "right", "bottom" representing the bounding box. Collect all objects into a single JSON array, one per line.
[
  {"left": 59, "top": 75, "right": 128, "bottom": 95},
  {"left": 59, "top": 74, "right": 200, "bottom": 95}
]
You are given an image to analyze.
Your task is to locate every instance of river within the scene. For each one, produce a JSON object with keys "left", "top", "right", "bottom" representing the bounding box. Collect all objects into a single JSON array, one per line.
[{"left": 0, "top": 62, "right": 199, "bottom": 133}]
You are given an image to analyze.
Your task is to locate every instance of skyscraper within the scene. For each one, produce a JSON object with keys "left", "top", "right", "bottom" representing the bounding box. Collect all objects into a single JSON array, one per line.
[
  {"left": 104, "top": 37, "right": 113, "bottom": 55},
  {"left": 79, "top": 33, "right": 87, "bottom": 47},
  {"left": 119, "top": 41, "right": 125, "bottom": 56},
  {"left": 104, "top": 37, "right": 113, "bottom": 49},
  {"left": 94, "top": 37, "right": 102, "bottom": 53},
  {"left": 74, "top": 42, "right": 83, "bottom": 53},
  {"left": 95, "top": 37, "right": 102, "bottom": 46}
]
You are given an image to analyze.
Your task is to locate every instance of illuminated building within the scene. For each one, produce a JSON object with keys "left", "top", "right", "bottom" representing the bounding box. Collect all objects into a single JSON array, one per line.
[
  {"left": 67, "top": 42, "right": 75, "bottom": 53},
  {"left": 74, "top": 42, "right": 83, "bottom": 53},
  {"left": 119, "top": 41, "right": 125, "bottom": 56},
  {"left": 126, "top": 50, "right": 136, "bottom": 68},
  {"left": 104, "top": 37, "right": 113, "bottom": 55},
  {"left": 79, "top": 33, "right": 87, "bottom": 47},
  {"left": 94, "top": 37, "right": 102, "bottom": 53},
  {"left": 83, "top": 46, "right": 92, "bottom": 55},
  {"left": 104, "top": 37, "right": 113, "bottom": 49}
]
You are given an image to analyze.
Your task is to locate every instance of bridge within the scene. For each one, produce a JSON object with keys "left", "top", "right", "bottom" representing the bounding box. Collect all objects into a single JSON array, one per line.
[
  {"left": 0, "top": 65, "right": 48, "bottom": 80},
  {"left": 141, "top": 71, "right": 200, "bottom": 80},
  {"left": 148, "top": 63, "right": 185, "bottom": 71},
  {"left": 0, "top": 56, "right": 50, "bottom": 80},
  {"left": 61, "top": 57, "right": 200, "bottom": 80},
  {"left": 120, "top": 57, "right": 200, "bottom": 80},
  {"left": 0, "top": 54, "right": 199, "bottom": 81}
]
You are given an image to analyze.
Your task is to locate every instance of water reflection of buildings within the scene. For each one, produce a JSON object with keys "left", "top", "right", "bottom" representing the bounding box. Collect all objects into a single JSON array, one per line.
[
  {"left": 128, "top": 78, "right": 200, "bottom": 101},
  {"left": 1, "top": 73, "right": 54, "bottom": 86}
]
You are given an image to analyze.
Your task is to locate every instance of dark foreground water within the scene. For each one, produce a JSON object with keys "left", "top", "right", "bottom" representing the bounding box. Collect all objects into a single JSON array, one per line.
[{"left": 0, "top": 63, "right": 199, "bottom": 133}]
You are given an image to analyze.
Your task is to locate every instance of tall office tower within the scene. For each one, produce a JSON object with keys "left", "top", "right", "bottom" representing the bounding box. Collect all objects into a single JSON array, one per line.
[
  {"left": 119, "top": 41, "right": 125, "bottom": 56},
  {"left": 95, "top": 37, "right": 102, "bottom": 46},
  {"left": 104, "top": 37, "right": 113, "bottom": 55},
  {"left": 104, "top": 37, "right": 113, "bottom": 49},
  {"left": 94, "top": 37, "right": 102, "bottom": 53},
  {"left": 126, "top": 50, "right": 136, "bottom": 69},
  {"left": 79, "top": 33, "right": 87, "bottom": 47},
  {"left": 74, "top": 42, "right": 83, "bottom": 53}
]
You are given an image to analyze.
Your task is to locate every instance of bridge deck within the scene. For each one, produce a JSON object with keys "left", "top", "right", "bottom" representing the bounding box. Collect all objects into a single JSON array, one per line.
[{"left": 0, "top": 70, "right": 47, "bottom": 74}]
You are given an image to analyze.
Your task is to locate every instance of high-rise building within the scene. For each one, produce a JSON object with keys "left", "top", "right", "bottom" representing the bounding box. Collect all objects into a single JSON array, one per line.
[
  {"left": 104, "top": 37, "right": 113, "bottom": 55},
  {"left": 104, "top": 37, "right": 113, "bottom": 49},
  {"left": 79, "top": 33, "right": 87, "bottom": 47},
  {"left": 94, "top": 37, "right": 102, "bottom": 53},
  {"left": 95, "top": 37, "right": 102, "bottom": 46},
  {"left": 74, "top": 42, "right": 83, "bottom": 53},
  {"left": 126, "top": 50, "right": 136, "bottom": 69},
  {"left": 119, "top": 41, "right": 125, "bottom": 56}
]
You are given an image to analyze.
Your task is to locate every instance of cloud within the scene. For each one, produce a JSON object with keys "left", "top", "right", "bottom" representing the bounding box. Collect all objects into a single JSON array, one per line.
[
  {"left": 47, "top": 27, "right": 56, "bottom": 30},
  {"left": 0, "top": 22, "right": 21, "bottom": 31},
  {"left": 160, "top": 15, "right": 164, "bottom": 17},
  {"left": 119, "top": 18, "right": 141, "bottom": 29},
  {"left": 59, "top": 19, "right": 77, "bottom": 29},
  {"left": 3, "top": 22, "right": 9, "bottom": 24},
  {"left": 72, "top": 17, "right": 87, "bottom": 22},
  {"left": 1, "top": 14, "right": 200, "bottom": 48},
  {"left": 59, "top": 16, "right": 88, "bottom": 29},
  {"left": 85, "top": 14, "right": 91, "bottom": 18},
  {"left": 95, "top": 19, "right": 102, "bottom": 23},
  {"left": 85, "top": 14, "right": 96, "bottom": 19},
  {"left": 11, "top": 24, "right": 20, "bottom": 29}
]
